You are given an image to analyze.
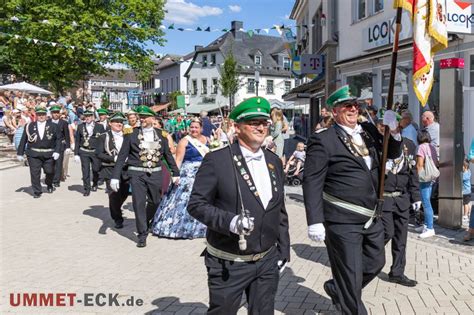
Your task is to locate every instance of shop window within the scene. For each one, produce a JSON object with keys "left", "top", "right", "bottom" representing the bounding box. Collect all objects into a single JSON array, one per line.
[
  {"left": 347, "top": 73, "right": 373, "bottom": 98},
  {"left": 381, "top": 67, "right": 410, "bottom": 108}
]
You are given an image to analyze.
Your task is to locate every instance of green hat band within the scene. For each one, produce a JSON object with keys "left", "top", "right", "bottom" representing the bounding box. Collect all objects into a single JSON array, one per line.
[
  {"left": 83, "top": 110, "right": 94, "bottom": 116},
  {"left": 35, "top": 106, "right": 47, "bottom": 113},
  {"left": 230, "top": 97, "right": 271, "bottom": 122},
  {"left": 50, "top": 105, "right": 62, "bottom": 112},
  {"left": 137, "top": 106, "right": 155, "bottom": 116},
  {"left": 326, "top": 85, "right": 357, "bottom": 108},
  {"left": 97, "top": 109, "right": 108, "bottom": 115}
]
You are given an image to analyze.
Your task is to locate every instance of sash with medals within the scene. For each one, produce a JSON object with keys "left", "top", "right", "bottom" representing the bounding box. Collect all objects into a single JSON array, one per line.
[
  {"left": 138, "top": 128, "right": 161, "bottom": 171},
  {"left": 83, "top": 124, "right": 92, "bottom": 147}
]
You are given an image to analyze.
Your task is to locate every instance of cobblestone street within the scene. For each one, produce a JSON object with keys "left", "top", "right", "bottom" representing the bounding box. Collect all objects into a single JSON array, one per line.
[{"left": 1, "top": 161, "right": 473, "bottom": 314}]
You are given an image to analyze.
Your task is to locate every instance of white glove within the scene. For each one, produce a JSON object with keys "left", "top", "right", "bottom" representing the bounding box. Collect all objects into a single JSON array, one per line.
[
  {"left": 412, "top": 201, "right": 422, "bottom": 211},
  {"left": 70, "top": 143, "right": 75, "bottom": 150},
  {"left": 172, "top": 176, "right": 180, "bottom": 184},
  {"left": 382, "top": 110, "right": 399, "bottom": 132},
  {"left": 74, "top": 155, "right": 80, "bottom": 163},
  {"left": 229, "top": 215, "right": 255, "bottom": 235},
  {"left": 65, "top": 148, "right": 71, "bottom": 155},
  {"left": 114, "top": 156, "right": 117, "bottom": 162},
  {"left": 308, "top": 223, "right": 325, "bottom": 242},
  {"left": 278, "top": 260, "right": 287, "bottom": 274},
  {"left": 52, "top": 152, "right": 60, "bottom": 160},
  {"left": 17, "top": 155, "right": 24, "bottom": 162},
  {"left": 110, "top": 179, "right": 120, "bottom": 192}
]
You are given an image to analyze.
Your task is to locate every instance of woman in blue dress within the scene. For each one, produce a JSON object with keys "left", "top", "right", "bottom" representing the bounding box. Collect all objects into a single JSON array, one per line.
[{"left": 152, "top": 118, "right": 208, "bottom": 239}]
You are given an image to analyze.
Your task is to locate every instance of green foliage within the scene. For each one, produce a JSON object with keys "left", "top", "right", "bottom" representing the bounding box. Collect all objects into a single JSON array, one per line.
[
  {"left": 168, "top": 90, "right": 183, "bottom": 111},
  {"left": 100, "top": 91, "right": 110, "bottom": 109},
  {"left": 219, "top": 52, "right": 239, "bottom": 109},
  {"left": 0, "top": 0, "right": 166, "bottom": 93}
]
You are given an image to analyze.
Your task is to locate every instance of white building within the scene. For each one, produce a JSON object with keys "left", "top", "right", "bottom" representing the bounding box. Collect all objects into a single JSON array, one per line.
[{"left": 184, "top": 21, "right": 295, "bottom": 114}]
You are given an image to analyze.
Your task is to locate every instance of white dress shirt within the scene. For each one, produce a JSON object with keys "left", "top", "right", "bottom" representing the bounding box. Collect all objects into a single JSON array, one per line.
[
  {"left": 112, "top": 131, "right": 123, "bottom": 152},
  {"left": 100, "top": 120, "right": 108, "bottom": 129},
  {"left": 240, "top": 145, "right": 272, "bottom": 209},
  {"left": 86, "top": 122, "right": 94, "bottom": 136},
  {"left": 52, "top": 119, "right": 59, "bottom": 124},
  {"left": 37, "top": 121, "right": 46, "bottom": 140},
  {"left": 338, "top": 123, "right": 372, "bottom": 169},
  {"left": 142, "top": 127, "right": 154, "bottom": 142}
]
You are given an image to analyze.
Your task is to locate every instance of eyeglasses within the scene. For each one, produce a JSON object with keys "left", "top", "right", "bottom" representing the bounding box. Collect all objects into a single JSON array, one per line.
[
  {"left": 245, "top": 120, "right": 270, "bottom": 128},
  {"left": 338, "top": 102, "right": 360, "bottom": 110}
]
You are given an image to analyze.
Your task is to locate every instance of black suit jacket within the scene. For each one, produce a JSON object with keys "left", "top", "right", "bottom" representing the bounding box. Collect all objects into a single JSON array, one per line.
[
  {"left": 50, "top": 118, "right": 71, "bottom": 150},
  {"left": 74, "top": 122, "right": 106, "bottom": 155},
  {"left": 111, "top": 127, "right": 179, "bottom": 179},
  {"left": 96, "top": 131, "right": 127, "bottom": 180},
  {"left": 383, "top": 137, "right": 421, "bottom": 213},
  {"left": 17, "top": 121, "right": 62, "bottom": 158},
  {"left": 303, "top": 123, "right": 402, "bottom": 225},
  {"left": 188, "top": 142, "right": 290, "bottom": 261}
]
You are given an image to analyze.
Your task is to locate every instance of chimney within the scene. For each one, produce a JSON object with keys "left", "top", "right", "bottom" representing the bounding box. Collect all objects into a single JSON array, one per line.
[
  {"left": 194, "top": 45, "right": 203, "bottom": 52},
  {"left": 231, "top": 21, "right": 243, "bottom": 41}
]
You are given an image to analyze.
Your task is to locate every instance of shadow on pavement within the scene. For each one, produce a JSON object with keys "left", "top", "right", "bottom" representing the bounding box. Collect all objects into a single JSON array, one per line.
[
  {"left": 291, "top": 244, "right": 331, "bottom": 267},
  {"left": 83, "top": 205, "right": 137, "bottom": 243},
  {"left": 122, "top": 201, "right": 134, "bottom": 213},
  {"left": 15, "top": 186, "right": 35, "bottom": 197},
  {"left": 68, "top": 184, "right": 85, "bottom": 194},
  {"left": 144, "top": 296, "right": 207, "bottom": 314}
]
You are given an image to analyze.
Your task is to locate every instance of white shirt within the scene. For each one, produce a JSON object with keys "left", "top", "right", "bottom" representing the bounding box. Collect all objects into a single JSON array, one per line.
[
  {"left": 142, "top": 127, "right": 154, "bottom": 142},
  {"left": 112, "top": 131, "right": 123, "bottom": 152},
  {"left": 100, "top": 120, "right": 108, "bottom": 129},
  {"left": 52, "top": 119, "right": 59, "bottom": 124},
  {"left": 86, "top": 122, "right": 94, "bottom": 136},
  {"left": 37, "top": 121, "right": 46, "bottom": 140},
  {"left": 240, "top": 145, "right": 272, "bottom": 209},
  {"left": 338, "top": 123, "right": 372, "bottom": 170}
]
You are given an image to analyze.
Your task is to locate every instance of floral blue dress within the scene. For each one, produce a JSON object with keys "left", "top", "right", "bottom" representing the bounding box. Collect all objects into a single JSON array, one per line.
[{"left": 152, "top": 141, "right": 207, "bottom": 239}]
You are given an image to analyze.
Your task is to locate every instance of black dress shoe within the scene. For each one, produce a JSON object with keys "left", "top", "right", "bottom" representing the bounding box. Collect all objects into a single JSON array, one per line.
[
  {"left": 47, "top": 186, "right": 54, "bottom": 193},
  {"left": 91, "top": 186, "right": 98, "bottom": 192},
  {"left": 324, "top": 280, "right": 342, "bottom": 311},
  {"left": 388, "top": 274, "right": 417, "bottom": 287},
  {"left": 136, "top": 239, "right": 147, "bottom": 248},
  {"left": 114, "top": 221, "right": 124, "bottom": 229},
  {"left": 33, "top": 194, "right": 41, "bottom": 199},
  {"left": 83, "top": 190, "right": 90, "bottom": 196},
  {"left": 53, "top": 183, "right": 60, "bottom": 188}
]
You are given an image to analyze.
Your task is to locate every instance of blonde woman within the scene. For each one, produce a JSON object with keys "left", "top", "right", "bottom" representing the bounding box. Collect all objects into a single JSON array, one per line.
[{"left": 270, "top": 108, "right": 285, "bottom": 161}]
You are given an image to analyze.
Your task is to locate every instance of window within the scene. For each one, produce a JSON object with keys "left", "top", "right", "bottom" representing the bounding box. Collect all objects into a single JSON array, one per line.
[
  {"left": 192, "top": 80, "right": 197, "bottom": 95},
  {"left": 283, "top": 57, "right": 291, "bottom": 70},
  {"left": 165, "top": 79, "right": 168, "bottom": 93},
  {"left": 202, "top": 55, "right": 208, "bottom": 67},
  {"left": 255, "top": 55, "right": 262, "bottom": 65},
  {"left": 357, "top": 0, "right": 367, "bottom": 20},
  {"left": 210, "top": 54, "right": 216, "bottom": 66},
  {"left": 471, "top": 55, "right": 474, "bottom": 87},
  {"left": 266, "top": 80, "right": 274, "bottom": 94},
  {"left": 247, "top": 79, "right": 255, "bottom": 93},
  {"left": 374, "top": 0, "right": 383, "bottom": 13},
  {"left": 284, "top": 81, "right": 291, "bottom": 93},
  {"left": 202, "top": 79, "right": 207, "bottom": 95},
  {"left": 170, "top": 78, "right": 174, "bottom": 91},
  {"left": 211, "top": 78, "right": 218, "bottom": 94},
  {"left": 176, "top": 77, "right": 179, "bottom": 90}
]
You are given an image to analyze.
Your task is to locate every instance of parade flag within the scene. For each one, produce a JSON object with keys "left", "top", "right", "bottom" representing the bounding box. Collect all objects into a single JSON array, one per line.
[{"left": 394, "top": 0, "right": 448, "bottom": 106}]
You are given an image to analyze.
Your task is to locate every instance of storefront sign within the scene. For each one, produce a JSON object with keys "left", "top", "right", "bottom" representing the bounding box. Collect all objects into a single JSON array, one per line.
[
  {"left": 300, "top": 54, "right": 324, "bottom": 75},
  {"left": 440, "top": 58, "right": 465, "bottom": 69},
  {"left": 446, "top": 0, "right": 474, "bottom": 34},
  {"left": 292, "top": 55, "right": 302, "bottom": 77},
  {"left": 363, "top": 12, "right": 412, "bottom": 51}
]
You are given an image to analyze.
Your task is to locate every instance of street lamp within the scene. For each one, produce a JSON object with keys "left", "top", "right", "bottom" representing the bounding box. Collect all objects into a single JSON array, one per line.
[{"left": 254, "top": 70, "right": 260, "bottom": 97}]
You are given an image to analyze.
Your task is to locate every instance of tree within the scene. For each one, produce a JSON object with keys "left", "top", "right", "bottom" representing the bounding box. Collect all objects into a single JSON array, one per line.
[
  {"left": 0, "top": 0, "right": 166, "bottom": 93},
  {"left": 168, "top": 90, "right": 183, "bottom": 111},
  {"left": 100, "top": 91, "right": 110, "bottom": 110},
  {"left": 219, "top": 52, "right": 240, "bottom": 110}
]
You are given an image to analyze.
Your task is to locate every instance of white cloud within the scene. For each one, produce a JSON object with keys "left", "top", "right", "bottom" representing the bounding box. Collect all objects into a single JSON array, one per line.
[
  {"left": 228, "top": 5, "right": 242, "bottom": 13},
  {"left": 165, "top": 0, "right": 223, "bottom": 25}
]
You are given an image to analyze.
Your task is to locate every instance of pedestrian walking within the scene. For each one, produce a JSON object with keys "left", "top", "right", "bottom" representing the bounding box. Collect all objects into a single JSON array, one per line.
[
  {"left": 110, "top": 106, "right": 179, "bottom": 248},
  {"left": 49, "top": 104, "right": 71, "bottom": 187},
  {"left": 303, "top": 85, "right": 402, "bottom": 315},
  {"left": 188, "top": 97, "right": 290, "bottom": 314},
  {"left": 16, "top": 105, "right": 62, "bottom": 198}
]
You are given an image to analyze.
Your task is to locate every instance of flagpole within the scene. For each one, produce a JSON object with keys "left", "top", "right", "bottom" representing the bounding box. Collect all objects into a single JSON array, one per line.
[{"left": 377, "top": 7, "right": 403, "bottom": 209}]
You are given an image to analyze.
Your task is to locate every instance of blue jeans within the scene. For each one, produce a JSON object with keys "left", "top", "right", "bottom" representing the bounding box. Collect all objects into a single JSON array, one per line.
[{"left": 420, "top": 182, "right": 434, "bottom": 229}]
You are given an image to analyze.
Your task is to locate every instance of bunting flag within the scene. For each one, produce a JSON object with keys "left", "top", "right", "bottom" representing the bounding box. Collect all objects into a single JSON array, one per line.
[{"left": 394, "top": 0, "right": 448, "bottom": 106}]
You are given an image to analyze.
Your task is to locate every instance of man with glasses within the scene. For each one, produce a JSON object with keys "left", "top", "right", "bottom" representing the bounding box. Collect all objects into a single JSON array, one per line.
[
  {"left": 96, "top": 112, "right": 129, "bottom": 229},
  {"left": 303, "top": 85, "right": 402, "bottom": 315},
  {"left": 17, "top": 105, "right": 62, "bottom": 198},
  {"left": 188, "top": 97, "right": 290, "bottom": 314},
  {"left": 110, "top": 106, "right": 179, "bottom": 247}
]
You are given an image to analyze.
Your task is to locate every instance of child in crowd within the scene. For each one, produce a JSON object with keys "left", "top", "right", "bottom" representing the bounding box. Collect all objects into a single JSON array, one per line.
[
  {"left": 285, "top": 142, "right": 305, "bottom": 176},
  {"left": 462, "top": 159, "right": 471, "bottom": 224}
]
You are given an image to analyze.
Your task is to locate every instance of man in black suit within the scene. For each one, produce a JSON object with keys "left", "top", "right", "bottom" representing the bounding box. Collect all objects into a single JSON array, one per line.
[
  {"left": 49, "top": 104, "right": 71, "bottom": 187},
  {"left": 380, "top": 131, "right": 421, "bottom": 287},
  {"left": 74, "top": 110, "right": 105, "bottom": 196},
  {"left": 17, "top": 106, "right": 62, "bottom": 198},
  {"left": 188, "top": 97, "right": 290, "bottom": 314},
  {"left": 303, "top": 85, "right": 402, "bottom": 315},
  {"left": 96, "top": 112, "right": 129, "bottom": 229},
  {"left": 110, "top": 106, "right": 179, "bottom": 247}
]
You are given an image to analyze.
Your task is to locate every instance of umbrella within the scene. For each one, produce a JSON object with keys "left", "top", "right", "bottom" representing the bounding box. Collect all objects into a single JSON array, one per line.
[{"left": 0, "top": 82, "right": 53, "bottom": 95}]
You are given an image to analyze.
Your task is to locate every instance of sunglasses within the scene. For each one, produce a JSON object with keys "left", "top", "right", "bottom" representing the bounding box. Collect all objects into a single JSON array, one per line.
[
  {"left": 245, "top": 120, "right": 270, "bottom": 128},
  {"left": 338, "top": 102, "right": 360, "bottom": 110}
]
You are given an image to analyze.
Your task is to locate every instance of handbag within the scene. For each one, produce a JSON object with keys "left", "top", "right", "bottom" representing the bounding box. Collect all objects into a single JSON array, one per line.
[{"left": 418, "top": 154, "right": 440, "bottom": 182}]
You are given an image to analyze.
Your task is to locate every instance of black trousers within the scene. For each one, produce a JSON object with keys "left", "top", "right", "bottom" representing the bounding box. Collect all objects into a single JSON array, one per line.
[
  {"left": 106, "top": 178, "right": 130, "bottom": 224},
  {"left": 129, "top": 170, "right": 162, "bottom": 240},
  {"left": 205, "top": 247, "right": 279, "bottom": 315},
  {"left": 381, "top": 203, "right": 409, "bottom": 277},
  {"left": 27, "top": 156, "right": 54, "bottom": 195},
  {"left": 53, "top": 149, "right": 65, "bottom": 184},
  {"left": 79, "top": 153, "right": 101, "bottom": 191},
  {"left": 324, "top": 219, "right": 385, "bottom": 315}
]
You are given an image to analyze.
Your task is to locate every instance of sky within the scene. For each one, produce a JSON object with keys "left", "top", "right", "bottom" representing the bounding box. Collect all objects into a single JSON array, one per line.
[{"left": 147, "top": 0, "right": 296, "bottom": 56}]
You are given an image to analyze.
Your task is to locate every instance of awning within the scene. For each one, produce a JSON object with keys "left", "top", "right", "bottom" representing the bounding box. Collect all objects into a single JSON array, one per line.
[
  {"left": 169, "top": 103, "right": 226, "bottom": 115},
  {"left": 268, "top": 99, "right": 294, "bottom": 109},
  {"left": 0, "top": 82, "right": 53, "bottom": 94}
]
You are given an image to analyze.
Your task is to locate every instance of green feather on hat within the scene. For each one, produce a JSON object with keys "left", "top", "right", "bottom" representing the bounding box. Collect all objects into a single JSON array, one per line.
[
  {"left": 229, "top": 97, "right": 271, "bottom": 122},
  {"left": 326, "top": 85, "right": 358, "bottom": 108}
]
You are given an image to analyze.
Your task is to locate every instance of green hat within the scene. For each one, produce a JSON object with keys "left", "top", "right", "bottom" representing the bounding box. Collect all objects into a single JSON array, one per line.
[
  {"left": 326, "top": 85, "right": 358, "bottom": 108},
  {"left": 50, "top": 105, "right": 62, "bottom": 112},
  {"left": 109, "top": 112, "right": 126, "bottom": 122},
  {"left": 35, "top": 106, "right": 47, "bottom": 114},
  {"left": 229, "top": 97, "right": 271, "bottom": 122},
  {"left": 97, "top": 108, "right": 108, "bottom": 115},
  {"left": 136, "top": 105, "right": 156, "bottom": 117},
  {"left": 83, "top": 110, "right": 94, "bottom": 116}
]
